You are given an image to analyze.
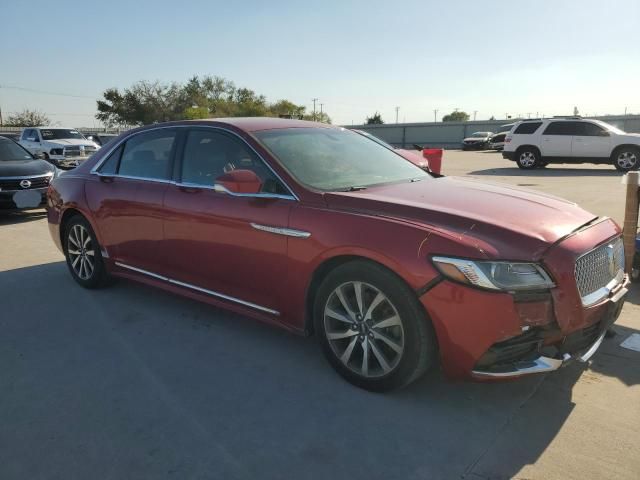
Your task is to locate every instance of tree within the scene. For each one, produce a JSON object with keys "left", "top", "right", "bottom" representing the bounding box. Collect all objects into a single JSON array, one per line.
[
  {"left": 5, "top": 109, "right": 50, "bottom": 127},
  {"left": 95, "top": 75, "right": 316, "bottom": 126},
  {"left": 366, "top": 112, "right": 384, "bottom": 124},
  {"left": 442, "top": 111, "right": 470, "bottom": 122}
]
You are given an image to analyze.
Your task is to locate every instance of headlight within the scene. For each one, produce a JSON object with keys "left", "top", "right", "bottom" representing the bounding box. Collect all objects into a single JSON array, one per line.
[
  {"left": 50, "top": 148, "right": 64, "bottom": 155},
  {"left": 432, "top": 256, "right": 555, "bottom": 291}
]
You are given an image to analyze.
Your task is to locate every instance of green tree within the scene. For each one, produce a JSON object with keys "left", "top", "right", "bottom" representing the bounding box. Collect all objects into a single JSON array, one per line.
[
  {"left": 5, "top": 109, "right": 50, "bottom": 127},
  {"left": 303, "top": 111, "right": 332, "bottom": 124},
  {"left": 96, "top": 75, "right": 316, "bottom": 126},
  {"left": 442, "top": 111, "right": 470, "bottom": 122},
  {"left": 365, "top": 112, "right": 384, "bottom": 124}
]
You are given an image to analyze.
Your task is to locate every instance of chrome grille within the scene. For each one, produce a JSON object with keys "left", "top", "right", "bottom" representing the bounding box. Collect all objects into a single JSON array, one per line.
[
  {"left": 64, "top": 145, "right": 97, "bottom": 157},
  {"left": 575, "top": 237, "right": 625, "bottom": 305},
  {"left": 0, "top": 174, "right": 52, "bottom": 191}
]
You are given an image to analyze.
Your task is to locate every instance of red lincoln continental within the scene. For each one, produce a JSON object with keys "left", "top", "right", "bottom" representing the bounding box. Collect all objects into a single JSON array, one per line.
[{"left": 46, "top": 118, "right": 629, "bottom": 391}]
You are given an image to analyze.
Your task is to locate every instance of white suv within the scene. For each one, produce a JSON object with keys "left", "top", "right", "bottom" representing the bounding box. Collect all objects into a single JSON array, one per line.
[
  {"left": 503, "top": 117, "right": 640, "bottom": 172},
  {"left": 19, "top": 127, "right": 100, "bottom": 169}
]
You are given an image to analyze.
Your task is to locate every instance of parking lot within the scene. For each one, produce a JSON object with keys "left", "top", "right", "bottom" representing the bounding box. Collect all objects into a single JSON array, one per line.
[{"left": 1, "top": 150, "right": 638, "bottom": 480}]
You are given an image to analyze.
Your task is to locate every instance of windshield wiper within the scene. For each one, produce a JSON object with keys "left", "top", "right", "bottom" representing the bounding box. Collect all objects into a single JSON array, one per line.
[
  {"left": 409, "top": 177, "right": 424, "bottom": 183},
  {"left": 337, "top": 185, "right": 368, "bottom": 192}
]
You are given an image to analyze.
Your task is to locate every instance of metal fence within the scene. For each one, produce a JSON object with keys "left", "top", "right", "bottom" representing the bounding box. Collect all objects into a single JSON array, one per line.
[{"left": 347, "top": 115, "right": 640, "bottom": 149}]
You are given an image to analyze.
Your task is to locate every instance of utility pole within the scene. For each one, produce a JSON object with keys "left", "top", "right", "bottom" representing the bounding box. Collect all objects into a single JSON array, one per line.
[
  {"left": 319, "top": 103, "right": 324, "bottom": 122},
  {"left": 473, "top": 110, "right": 477, "bottom": 121},
  {"left": 0, "top": 104, "right": 3, "bottom": 127},
  {"left": 312, "top": 98, "right": 318, "bottom": 121},
  {"left": 625, "top": 106, "right": 628, "bottom": 115},
  {"left": 395, "top": 106, "right": 400, "bottom": 124},
  {"left": 527, "top": 113, "right": 532, "bottom": 118},
  {"left": 433, "top": 109, "right": 438, "bottom": 122}
]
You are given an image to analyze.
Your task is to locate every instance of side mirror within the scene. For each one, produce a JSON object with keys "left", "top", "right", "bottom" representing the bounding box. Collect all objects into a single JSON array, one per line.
[
  {"left": 27, "top": 137, "right": 36, "bottom": 142},
  {"left": 33, "top": 152, "right": 46, "bottom": 160},
  {"left": 214, "top": 169, "right": 262, "bottom": 194},
  {"left": 598, "top": 130, "right": 610, "bottom": 137}
]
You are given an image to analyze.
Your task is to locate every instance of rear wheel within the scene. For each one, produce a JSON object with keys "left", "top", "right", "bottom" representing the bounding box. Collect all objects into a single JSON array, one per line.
[
  {"left": 613, "top": 147, "right": 639, "bottom": 172},
  {"left": 64, "top": 215, "right": 111, "bottom": 289},
  {"left": 516, "top": 148, "right": 540, "bottom": 169},
  {"left": 314, "top": 261, "right": 437, "bottom": 392}
]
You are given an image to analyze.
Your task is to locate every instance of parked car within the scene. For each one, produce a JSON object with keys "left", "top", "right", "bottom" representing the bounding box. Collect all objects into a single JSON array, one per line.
[
  {"left": 19, "top": 127, "right": 100, "bottom": 169},
  {"left": 83, "top": 133, "right": 119, "bottom": 147},
  {"left": 488, "top": 132, "right": 507, "bottom": 151},
  {"left": 461, "top": 131, "right": 493, "bottom": 150},
  {"left": 503, "top": 117, "right": 640, "bottom": 171},
  {"left": 47, "top": 118, "right": 629, "bottom": 391},
  {"left": 0, "top": 136, "right": 57, "bottom": 211}
]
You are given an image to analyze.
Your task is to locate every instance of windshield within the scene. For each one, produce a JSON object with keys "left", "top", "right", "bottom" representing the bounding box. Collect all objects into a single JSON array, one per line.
[
  {"left": 355, "top": 130, "right": 395, "bottom": 149},
  {"left": 254, "top": 127, "right": 429, "bottom": 191},
  {"left": 0, "top": 140, "right": 34, "bottom": 161},
  {"left": 470, "top": 132, "right": 491, "bottom": 137},
  {"left": 40, "top": 129, "right": 85, "bottom": 140},
  {"left": 594, "top": 120, "right": 625, "bottom": 135}
]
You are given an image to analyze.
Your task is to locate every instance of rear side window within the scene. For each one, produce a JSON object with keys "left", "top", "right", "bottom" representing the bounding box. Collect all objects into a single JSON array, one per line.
[
  {"left": 542, "top": 121, "right": 583, "bottom": 135},
  {"left": 492, "top": 133, "right": 506, "bottom": 142},
  {"left": 118, "top": 129, "right": 177, "bottom": 180},
  {"left": 513, "top": 122, "right": 542, "bottom": 134},
  {"left": 97, "top": 145, "right": 123, "bottom": 174}
]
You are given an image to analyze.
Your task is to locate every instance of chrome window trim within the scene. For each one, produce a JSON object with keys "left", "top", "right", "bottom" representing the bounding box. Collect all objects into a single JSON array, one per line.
[
  {"left": 250, "top": 223, "right": 311, "bottom": 238},
  {"left": 115, "top": 262, "right": 279, "bottom": 315},
  {"left": 90, "top": 124, "right": 299, "bottom": 201},
  {"left": 0, "top": 172, "right": 54, "bottom": 180}
]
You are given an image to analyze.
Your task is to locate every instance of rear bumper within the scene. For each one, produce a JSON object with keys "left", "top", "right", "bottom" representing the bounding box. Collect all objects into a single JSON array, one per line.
[{"left": 502, "top": 151, "right": 515, "bottom": 160}]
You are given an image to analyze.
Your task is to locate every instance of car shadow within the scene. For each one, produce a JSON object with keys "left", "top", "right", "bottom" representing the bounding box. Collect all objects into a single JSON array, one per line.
[
  {"left": 0, "top": 209, "right": 47, "bottom": 226},
  {"left": 0, "top": 261, "right": 636, "bottom": 479},
  {"left": 468, "top": 166, "right": 622, "bottom": 177}
]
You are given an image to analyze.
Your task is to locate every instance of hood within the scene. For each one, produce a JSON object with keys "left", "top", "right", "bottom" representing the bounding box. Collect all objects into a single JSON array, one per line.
[
  {"left": 324, "top": 176, "right": 597, "bottom": 260},
  {"left": 43, "top": 138, "right": 99, "bottom": 148},
  {"left": 616, "top": 133, "right": 640, "bottom": 142},
  {"left": 0, "top": 159, "right": 55, "bottom": 177}
]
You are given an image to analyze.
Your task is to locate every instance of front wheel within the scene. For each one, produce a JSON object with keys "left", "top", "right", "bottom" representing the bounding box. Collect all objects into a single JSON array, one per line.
[
  {"left": 516, "top": 148, "right": 539, "bottom": 169},
  {"left": 314, "top": 261, "right": 437, "bottom": 392},
  {"left": 613, "top": 147, "right": 640, "bottom": 172}
]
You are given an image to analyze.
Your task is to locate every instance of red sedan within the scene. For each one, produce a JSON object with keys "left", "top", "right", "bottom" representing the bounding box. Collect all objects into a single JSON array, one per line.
[{"left": 46, "top": 118, "right": 629, "bottom": 391}]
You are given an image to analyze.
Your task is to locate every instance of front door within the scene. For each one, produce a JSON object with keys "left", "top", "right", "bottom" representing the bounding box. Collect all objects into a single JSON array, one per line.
[
  {"left": 162, "top": 127, "right": 296, "bottom": 315},
  {"left": 539, "top": 121, "right": 579, "bottom": 157},
  {"left": 85, "top": 128, "right": 178, "bottom": 272},
  {"left": 571, "top": 122, "right": 612, "bottom": 158}
]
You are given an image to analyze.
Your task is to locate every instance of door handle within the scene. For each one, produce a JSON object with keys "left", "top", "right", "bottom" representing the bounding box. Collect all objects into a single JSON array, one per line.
[{"left": 178, "top": 185, "right": 202, "bottom": 193}]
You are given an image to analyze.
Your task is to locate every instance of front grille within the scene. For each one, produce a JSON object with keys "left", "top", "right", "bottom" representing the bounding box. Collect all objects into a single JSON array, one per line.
[
  {"left": 0, "top": 175, "right": 52, "bottom": 191},
  {"left": 64, "top": 145, "right": 97, "bottom": 157},
  {"left": 575, "top": 237, "right": 624, "bottom": 304}
]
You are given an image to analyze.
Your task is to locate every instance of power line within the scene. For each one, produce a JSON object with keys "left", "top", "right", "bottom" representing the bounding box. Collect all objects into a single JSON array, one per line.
[{"left": 0, "top": 85, "right": 96, "bottom": 100}]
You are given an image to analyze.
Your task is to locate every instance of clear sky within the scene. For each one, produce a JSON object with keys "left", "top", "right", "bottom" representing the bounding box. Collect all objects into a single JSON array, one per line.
[{"left": 1, "top": 0, "right": 639, "bottom": 126}]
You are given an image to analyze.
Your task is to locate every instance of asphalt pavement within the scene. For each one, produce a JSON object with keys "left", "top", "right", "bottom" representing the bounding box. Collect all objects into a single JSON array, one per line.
[{"left": 1, "top": 151, "right": 638, "bottom": 480}]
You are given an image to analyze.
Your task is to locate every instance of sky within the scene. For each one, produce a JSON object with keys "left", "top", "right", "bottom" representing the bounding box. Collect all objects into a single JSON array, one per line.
[{"left": 1, "top": 0, "right": 639, "bottom": 127}]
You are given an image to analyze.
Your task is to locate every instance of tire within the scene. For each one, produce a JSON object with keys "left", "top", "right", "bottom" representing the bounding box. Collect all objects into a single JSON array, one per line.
[
  {"left": 313, "top": 261, "right": 437, "bottom": 392},
  {"left": 612, "top": 147, "right": 640, "bottom": 172},
  {"left": 63, "top": 215, "right": 111, "bottom": 289},
  {"left": 516, "top": 148, "right": 540, "bottom": 169}
]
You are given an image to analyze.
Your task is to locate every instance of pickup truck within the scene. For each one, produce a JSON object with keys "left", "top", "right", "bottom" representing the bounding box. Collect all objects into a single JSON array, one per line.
[{"left": 19, "top": 127, "right": 100, "bottom": 169}]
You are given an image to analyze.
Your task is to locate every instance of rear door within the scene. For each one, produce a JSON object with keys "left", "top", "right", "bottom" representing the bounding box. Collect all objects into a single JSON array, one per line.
[
  {"left": 571, "top": 122, "right": 612, "bottom": 158},
  {"left": 540, "top": 121, "right": 580, "bottom": 157},
  {"left": 85, "top": 128, "right": 178, "bottom": 272}
]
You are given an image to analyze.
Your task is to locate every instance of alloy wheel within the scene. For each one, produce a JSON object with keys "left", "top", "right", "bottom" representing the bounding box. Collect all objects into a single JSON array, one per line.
[
  {"left": 67, "top": 224, "right": 95, "bottom": 280},
  {"left": 519, "top": 151, "right": 536, "bottom": 168},
  {"left": 617, "top": 151, "right": 637, "bottom": 170},
  {"left": 323, "top": 281, "right": 405, "bottom": 378}
]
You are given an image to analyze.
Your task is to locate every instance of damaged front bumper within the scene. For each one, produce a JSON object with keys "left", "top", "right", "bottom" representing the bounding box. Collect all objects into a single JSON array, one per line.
[{"left": 471, "top": 282, "right": 628, "bottom": 379}]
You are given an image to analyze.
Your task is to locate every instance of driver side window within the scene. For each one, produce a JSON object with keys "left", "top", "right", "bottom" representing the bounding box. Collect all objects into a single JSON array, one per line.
[{"left": 181, "top": 129, "right": 287, "bottom": 194}]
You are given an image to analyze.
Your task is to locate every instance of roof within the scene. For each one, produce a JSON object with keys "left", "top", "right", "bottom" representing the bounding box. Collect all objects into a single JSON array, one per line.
[{"left": 185, "top": 117, "right": 335, "bottom": 132}]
